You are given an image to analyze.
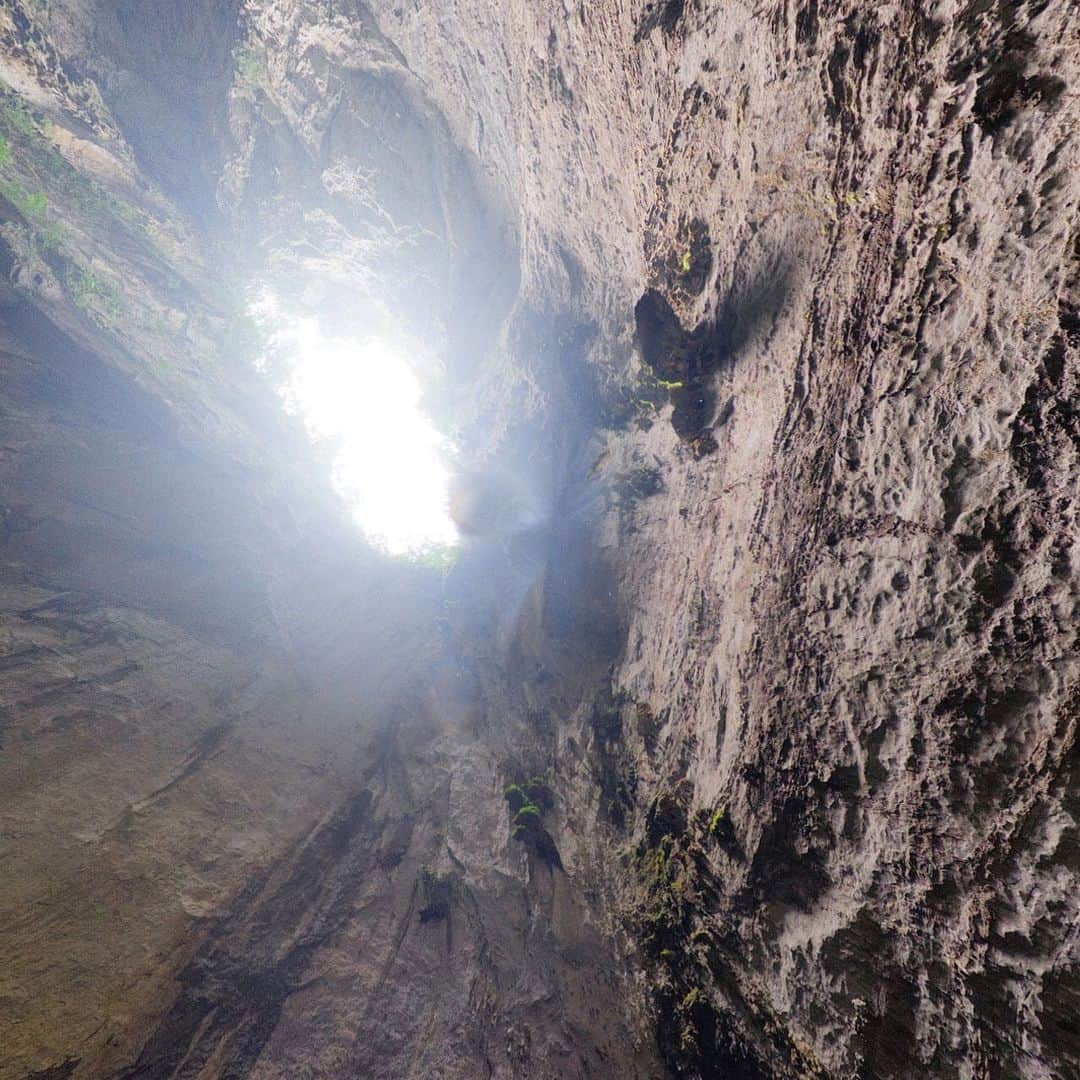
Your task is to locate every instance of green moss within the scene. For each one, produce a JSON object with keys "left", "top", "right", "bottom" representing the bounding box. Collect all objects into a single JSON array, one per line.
[
  {"left": 235, "top": 47, "right": 267, "bottom": 92},
  {"left": 680, "top": 1022, "right": 698, "bottom": 1053},
  {"left": 636, "top": 797, "right": 803, "bottom": 1075},
  {"left": 2, "top": 99, "right": 37, "bottom": 136},
  {"left": 24, "top": 190, "right": 46, "bottom": 216},
  {"left": 0, "top": 179, "right": 46, "bottom": 219},
  {"left": 0, "top": 87, "right": 154, "bottom": 257},
  {"left": 679, "top": 988, "right": 707, "bottom": 1054},
  {"left": 505, "top": 783, "right": 543, "bottom": 835},
  {"left": 514, "top": 803, "right": 542, "bottom": 826},
  {"left": 63, "top": 262, "right": 122, "bottom": 325},
  {"left": 523, "top": 776, "right": 554, "bottom": 810},
  {"left": 504, "top": 774, "right": 562, "bottom": 866},
  {"left": 648, "top": 845, "right": 670, "bottom": 884},
  {"left": 37, "top": 219, "right": 68, "bottom": 252},
  {"left": 505, "top": 776, "right": 554, "bottom": 817},
  {"left": 0, "top": 173, "right": 66, "bottom": 263}
]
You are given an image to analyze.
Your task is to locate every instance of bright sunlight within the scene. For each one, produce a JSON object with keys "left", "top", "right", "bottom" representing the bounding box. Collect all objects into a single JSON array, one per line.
[{"left": 252, "top": 298, "right": 458, "bottom": 555}]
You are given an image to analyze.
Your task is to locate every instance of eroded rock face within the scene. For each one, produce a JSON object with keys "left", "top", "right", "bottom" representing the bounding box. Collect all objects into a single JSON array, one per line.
[{"left": 1, "top": 1, "right": 1077, "bottom": 1078}]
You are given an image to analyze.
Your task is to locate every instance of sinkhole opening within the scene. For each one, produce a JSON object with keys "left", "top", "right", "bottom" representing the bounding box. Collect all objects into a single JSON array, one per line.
[{"left": 251, "top": 296, "right": 459, "bottom": 556}]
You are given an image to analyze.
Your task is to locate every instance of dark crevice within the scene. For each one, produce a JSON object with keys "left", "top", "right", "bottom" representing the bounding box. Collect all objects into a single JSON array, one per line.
[{"left": 634, "top": 259, "right": 792, "bottom": 444}]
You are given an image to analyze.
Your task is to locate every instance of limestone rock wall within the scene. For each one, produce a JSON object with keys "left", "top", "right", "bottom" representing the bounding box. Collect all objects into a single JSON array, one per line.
[{"left": 1, "top": 1, "right": 1077, "bottom": 1078}]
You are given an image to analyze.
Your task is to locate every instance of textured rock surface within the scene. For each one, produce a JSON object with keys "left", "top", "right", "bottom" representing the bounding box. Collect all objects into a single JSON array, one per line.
[{"left": 1, "top": 0, "right": 1078, "bottom": 1077}]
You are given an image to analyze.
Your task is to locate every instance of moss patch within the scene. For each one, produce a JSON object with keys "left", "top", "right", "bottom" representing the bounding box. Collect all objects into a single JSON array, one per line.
[{"left": 504, "top": 777, "right": 562, "bottom": 868}]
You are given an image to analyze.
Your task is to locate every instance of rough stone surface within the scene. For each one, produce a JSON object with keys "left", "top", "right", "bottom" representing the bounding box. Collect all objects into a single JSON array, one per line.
[{"left": 1, "top": 0, "right": 1078, "bottom": 1078}]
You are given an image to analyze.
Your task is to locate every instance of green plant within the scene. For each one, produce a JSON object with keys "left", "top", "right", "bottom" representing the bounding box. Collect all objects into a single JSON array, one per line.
[
  {"left": 524, "top": 776, "right": 554, "bottom": 809},
  {"left": 504, "top": 775, "right": 561, "bottom": 867},
  {"left": 634, "top": 795, "right": 790, "bottom": 1075},
  {"left": 0, "top": 175, "right": 66, "bottom": 262},
  {"left": 235, "top": 47, "right": 266, "bottom": 91},
  {"left": 504, "top": 776, "right": 554, "bottom": 815},
  {"left": 0, "top": 179, "right": 46, "bottom": 219},
  {"left": 0, "top": 90, "right": 146, "bottom": 270},
  {"left": 63, "top": 262, "right": 121, "bottom": 324},
  {"left": 2, "top": 99, "right": 37, "bottom": 136},
  {"left": 511, "top": 803, "right": 542, "bottom": 839},
  {"left": 600, "top": 371, "right": 670, "bottom": 432},
  {"left": 0, "top": 86, "right": 152, "bottom": 253},
  {"left": 37, "top": 219, "right": 67, "bottom": 252}
]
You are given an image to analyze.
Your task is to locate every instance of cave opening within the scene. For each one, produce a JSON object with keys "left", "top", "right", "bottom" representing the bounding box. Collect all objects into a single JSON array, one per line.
[
  {"left": 250, "top": 295, "right": 459, "bottom": 556},
  {"left": 2, "top": 2, "right": 1078, "bottom": 1078}
]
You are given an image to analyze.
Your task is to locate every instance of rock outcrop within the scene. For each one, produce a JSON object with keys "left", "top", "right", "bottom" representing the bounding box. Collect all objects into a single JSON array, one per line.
[{"left": 1, "top": 1, "right": 1077, "bottom": 1078}]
